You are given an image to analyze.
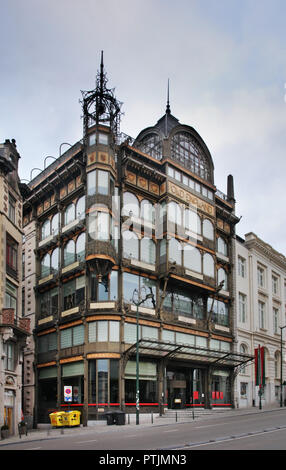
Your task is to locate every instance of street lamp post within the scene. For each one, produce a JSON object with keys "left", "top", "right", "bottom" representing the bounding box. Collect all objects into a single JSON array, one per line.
[
  {"left": 132, "top": 287, "right": 155, "bottom": 425},
  {"left": 280, "top": 325, "right": 286, "bottom": 407}
]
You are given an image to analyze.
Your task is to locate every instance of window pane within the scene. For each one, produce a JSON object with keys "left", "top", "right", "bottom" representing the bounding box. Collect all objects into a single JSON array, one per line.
[
  {"left": 76, "top": 232, "right": 85, "bottom": 262},
  {"left": 76, "top": 196, "right": 85, "bottom": 220},
  {"left": 109, "top": 321, "right": 120, "bottom": 342},
  {"left": 123, "top": 273, "right": 139, "bottom": 303},
  {"left": 61, "top": 328, "right": 72, "bottom": 348},
  {"left": 97, "top": 321, "right": 108, "bottom": 342},
  {"left": 51, "top": 248, "right": 59, "bottom": 273},
  {"left": 184, "top": 245, "right": 201, "bottom": 272},
  {"left": 88, "top": 322, "right": 97, "bottom": 342},
  {"left": 122, "top": 192, "right": 139, "bottom": 218},
  {"left": 203, "top": 219, "right": 214, "bottom": 240},
  {"left": 123, "top": 231, "right": 139, "bottom": 259},
  {"left": 98, "top": 359, "right": 108, "bottom": 404},
  {"left": 110, "top": 271, "right": 118, "bottom": 300},
  {"left": 169, "top": 238, "right": 182, "bottom": 265},
  {"left": 140, "top": 238, "right": 156, "bottom": 264},
  {"left": 51, "top": 213, "right": 59, "bottom": 236},
  {"left": 124, "top": 323, "right": 137, "bottom": 343},
  {"left": 41, "top": 253, "right": 50, "bottom": 277},
  {"left": 65, "top": 204, "right": 75, "bottom": 225},
  {"left": 203, "top": 253, "right": 214, "bottom": 277},
  {"left": 98, "top": 170, "right": 109, "bottom": 195},
  {"left": 87, "top": 170, "right": 96, "bottom": 196},
  {"left": 73, "top": 325, "right": 84, "bottom": 346}
]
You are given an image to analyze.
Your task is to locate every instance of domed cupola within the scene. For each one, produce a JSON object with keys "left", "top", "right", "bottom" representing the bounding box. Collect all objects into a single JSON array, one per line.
[{"left": 133, "top": 82, "right": 214, "bottom": 185}]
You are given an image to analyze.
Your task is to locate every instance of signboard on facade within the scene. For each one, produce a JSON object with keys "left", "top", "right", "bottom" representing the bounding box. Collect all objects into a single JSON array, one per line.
[{"left": 64, "top": 386, "right": 73, "bottom": 402}]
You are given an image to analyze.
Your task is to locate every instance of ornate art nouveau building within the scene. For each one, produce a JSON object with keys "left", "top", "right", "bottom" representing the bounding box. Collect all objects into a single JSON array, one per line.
[{"left": 22, "top": 55, "right": 252, "bottom": 425}]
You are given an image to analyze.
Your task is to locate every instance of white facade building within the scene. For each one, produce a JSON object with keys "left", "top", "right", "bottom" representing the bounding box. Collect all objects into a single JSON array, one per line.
[{"left": 235, "top": 233, "right": 286, "bottom": 409}]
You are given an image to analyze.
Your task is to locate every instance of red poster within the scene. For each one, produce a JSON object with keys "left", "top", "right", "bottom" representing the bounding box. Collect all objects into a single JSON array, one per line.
[
  {"left": 193, "top": 391, "right": 199, "bottom": 400},
  {"left": 216, "top": 391, "right": 220, "bottom": 399},
  {"left": 220, "top": 392, "right": 224, "bottom": 400},
  {"left": 212, "top": 391, "right": 216, "bottom": 399}
]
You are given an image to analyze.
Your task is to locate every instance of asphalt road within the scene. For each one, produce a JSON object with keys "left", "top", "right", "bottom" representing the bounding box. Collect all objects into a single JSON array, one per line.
[{"left": 2, "top": 408, "right": 286, "bottom": 453}]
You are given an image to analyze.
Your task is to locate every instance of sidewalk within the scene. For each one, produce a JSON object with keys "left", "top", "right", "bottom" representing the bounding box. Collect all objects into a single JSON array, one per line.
[{"left": 1, "top": 404, "right": 285, "bottom": 446}]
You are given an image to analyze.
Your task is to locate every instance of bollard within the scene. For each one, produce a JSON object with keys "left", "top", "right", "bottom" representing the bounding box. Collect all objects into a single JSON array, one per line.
[
  {"left": 176, "top": 412, "right": 177, "bottom": 422},
  {"left": 151, "top": 412, "right": 153, "bottom": 424}
]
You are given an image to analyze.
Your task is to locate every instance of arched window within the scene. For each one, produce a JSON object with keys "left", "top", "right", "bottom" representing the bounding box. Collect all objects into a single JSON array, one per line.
[
  {"left": 64, "top": 203, "right": 75, "bottom": 225},
  {"left": 203, "top": 219, "right": 214, "bottom": 240},
  {"left": 64, "top": 239, "right": 75, "bottom": 267},
  {"left": 76, "top": 232, "right": 86, "bottom": 262},
  {"left": 137, "top": 133, "right": 162, "bottom": 160},
  {"left": 41, "top": 253, "right": 50, "bottom": 277},
  {"left": 217, "top": 236, "right": 227, "bottom": 256},
  {"left": 218, "top": 267, "right": 228, "bottom": 290},
  {"left": 41, "top": 219, "right": 50, "bottom": 240},
  {"left": 51, "top": 248, "right": 59, "bottom": 274},
  {"left": 203, "top": 253, "right": 214, "bottom": 278},
  {"left": 51, "top": 213, "right": 59, "bottom": 236},
  {"left": 171, "top": 132, "right": 211, "bottom": 181},
  {"left": 140, "top": 238, "right": 156, "bottom": 265},
  {"left": 88, "top": 211, "right": 110, "bottom": 241},
  {"left": 122, "top": 192, "right": 139, "bottom": 218},
  {"left": 169, "top": 238, "right": 182, "bottom": 265},
  {"left": 76, "top": 196, "right": 85, "bottom": 220},
  {"left": 122, "top": 231, "right": 139, "bottom": 260},
  {"left": 184, "top": 245, "right": 201, "bottom": 273},
  {"left": 184, "top": 209, "right": 201, "bottom": 235}
]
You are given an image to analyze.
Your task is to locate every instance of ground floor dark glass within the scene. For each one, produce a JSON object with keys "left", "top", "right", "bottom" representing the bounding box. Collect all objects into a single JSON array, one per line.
[{"left": 36, "top": 359, "right": 233, "bottom": 423}]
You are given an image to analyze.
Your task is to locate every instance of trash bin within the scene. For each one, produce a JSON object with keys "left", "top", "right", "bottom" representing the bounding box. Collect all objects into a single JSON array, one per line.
[
  {"left": 49, "top": 412, "right": 65, "bottom": 427},
  {"left": 105, "top": 411, "right": 115, "bottom": 425},
  {"left": 113, "top": 410, "right": 125, "bottom": 425},
  {"left": 65, "top": 410, "right": 81, "bottom": 427}
]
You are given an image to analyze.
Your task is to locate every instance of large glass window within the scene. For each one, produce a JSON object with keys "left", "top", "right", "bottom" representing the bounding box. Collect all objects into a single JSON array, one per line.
[
  {"left": 203, "top": 219, "right": 214, "bottom": 240},
  {"left": 218, "top": 267, "right": 228, "bottom": 290},
  {"left": 203, "top": 253, "right": 215, "bottom": 278},
  {"left": 5, "top": 280, "right": 17, "bottom": 315},
  {"left": 88, "top": 210, "right": 110, "bottom": 241},
  {"left": 60, "top": 324, "right": 84, "bottom": 348},
  {"left": 64, "top": 203, "right": 75, "bottom": 226},
  {"left": 171, "top": 132, "right": 210, "bottom": 181},
  {"left": 63, "top": 276, "right": 85, "bottom": 310},
  {"left": 217, "top": 237, "right": 227, "bottom": 256},
  {"left": 76, "top": 196, "right": 85, "bottom": 220},
  {"left": 89, "top": 359, "right": 119, "bottom": 405},
  {"left": 140, "top": 238, "right": 156, "bottom": 265},
  {"left": 90, "top": 270, "right": 118, "bottom": 302},
  {"left": 40, "top": 288, "right": 58, "bottom": 318},
  {"left": 122, "top": 192, "right": 139, "bottom": 218},
  {"left": 162, "top": 288, "right": 204, "bottom": 320},
  {"left": 184, "top": 209, "right": 201, "bottom": 235},
  {"left": 76, "top": 232, "right": 85, "bottom": 262},
  {"left": 122, "top": 231, "right": 139, "bottom": 259},
  {"left": 88, "top": 320, "right": 120, "bottom": 343},
  {"left": 87, "top": 169, "right": 111, "bottom": 196},
  {"left": 4, "top": 342, "right": 15, "bottom": 371},
  {"left": 41, "top": 253, "right": 51, "bottom": 278},
  {"left": 51, "top": 213, "right": 59, "bottom": 236},
  {"left": 184, "top": 245, "right": 201, "bottom": 273},
  {"left": 41, "top": 219, "right": 50, "bottom": 240},
  {"left": 140, "top": 200, "right": 155, "bottom": 224},
  {"left": 123, "top": 272, "right": 156, "bottom": 308},
  {"left": 64, "top": 239, "right": 75, "bottom": 267},
  {"left": 208, "top": 298, "right": 229, "bottom": 326},
  {"left": 169, "top": 238, "right": 182, "bottom": 265}
]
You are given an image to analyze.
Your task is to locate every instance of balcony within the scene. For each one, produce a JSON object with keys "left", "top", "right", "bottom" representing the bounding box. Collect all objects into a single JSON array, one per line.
[{"left": 0, "top": 308, "right": 31, "bottom": 336}]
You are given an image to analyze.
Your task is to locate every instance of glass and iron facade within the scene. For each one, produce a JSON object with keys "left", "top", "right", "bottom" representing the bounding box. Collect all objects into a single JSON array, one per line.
[{"left": 22, "top": 62, "right": 252, "bottom": 424}]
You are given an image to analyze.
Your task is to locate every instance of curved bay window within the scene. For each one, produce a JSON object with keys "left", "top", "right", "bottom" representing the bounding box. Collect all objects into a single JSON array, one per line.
[
  {"left": 171, "top": 132, "right": 211, "bottom": 181},
  {"left": 217, "top": 236, "right": 228, "bottom": 257},
  {"left": 122, "top": 230, "right": 139, "bottom": 260},
  {"left": 122, "top": 192, "right": 139, "bottom": 219},
  {"left": 88, "top": 210, "right": 112, "bottom": 241},
  {"left": 169, "top": 238, "right": 182, "bottom": 265}
]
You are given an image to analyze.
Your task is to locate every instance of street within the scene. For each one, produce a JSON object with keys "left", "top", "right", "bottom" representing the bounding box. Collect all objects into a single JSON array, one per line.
[{"left": 1, "top": 407, "right": 286, "bottom": 454}]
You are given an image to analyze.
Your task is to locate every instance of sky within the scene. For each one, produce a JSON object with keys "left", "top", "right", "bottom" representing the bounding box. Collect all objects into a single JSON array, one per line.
[{"left": 1, "top": 0, "right": 286, "bottom": 254}]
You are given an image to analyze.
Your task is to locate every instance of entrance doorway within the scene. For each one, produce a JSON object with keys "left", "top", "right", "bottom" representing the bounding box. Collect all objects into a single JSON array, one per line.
[{"left": 166, "top": 367, "right": 205, "bottom": 409}]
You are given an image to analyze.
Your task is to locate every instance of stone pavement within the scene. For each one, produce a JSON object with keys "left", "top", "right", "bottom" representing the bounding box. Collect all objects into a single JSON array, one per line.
[{"left": 1, "top": 404, "right": 285, "bottom": 446}]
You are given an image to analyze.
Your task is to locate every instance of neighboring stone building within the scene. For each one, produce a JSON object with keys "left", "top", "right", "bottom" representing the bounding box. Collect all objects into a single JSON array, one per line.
[
  {"left": 235, "top": 233, "right": 286, "bottom": 408},
  {"left": 0, "top": 139, "right": 30, "bottom": 437},
  {"left": 22, "top": 55, "right": 252, "bottom": 426}
]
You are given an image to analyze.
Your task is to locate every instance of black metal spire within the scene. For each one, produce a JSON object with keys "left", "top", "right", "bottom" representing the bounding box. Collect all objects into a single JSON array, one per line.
[{"left": 166, "top": 78, "right": 171, "bottom": 115}]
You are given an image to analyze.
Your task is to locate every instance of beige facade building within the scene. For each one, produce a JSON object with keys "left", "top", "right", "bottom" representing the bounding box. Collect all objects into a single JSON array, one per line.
[
  {"left": 235, "top": 233, "right": 286, "bottom": 408},
  {"left": 0, "top": 139, "right": 30, "bottom": 437}
]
